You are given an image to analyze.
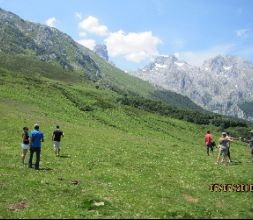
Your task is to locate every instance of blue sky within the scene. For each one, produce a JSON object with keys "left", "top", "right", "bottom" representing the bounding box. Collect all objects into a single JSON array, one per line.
[{"left": 1, "top": 0, "right": 253, "bottom": 70}]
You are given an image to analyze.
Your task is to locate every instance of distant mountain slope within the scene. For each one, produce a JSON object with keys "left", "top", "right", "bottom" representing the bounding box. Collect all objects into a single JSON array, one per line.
[
  {"left": 132, "top": 55, "right": 253, "bottom": 121},
  {"left": 0, "top": 8, "right": 100, "bottom": 81},
  {"left": 0, "top": 8, "right": 204, "bottom": 112}
]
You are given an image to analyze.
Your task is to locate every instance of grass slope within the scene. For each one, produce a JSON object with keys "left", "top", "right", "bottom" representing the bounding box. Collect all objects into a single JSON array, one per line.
[{"left": 0, "top": 72, "right": 253, "bottom": 219}]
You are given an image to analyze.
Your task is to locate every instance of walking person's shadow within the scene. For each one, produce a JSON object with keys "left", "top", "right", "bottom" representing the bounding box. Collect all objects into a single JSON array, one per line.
[
  {"left": 229, "top": 160, "right": 242, "bottom": 165},
  {"left": 59, "top": 155, "right": 71, "bottom": 158}
]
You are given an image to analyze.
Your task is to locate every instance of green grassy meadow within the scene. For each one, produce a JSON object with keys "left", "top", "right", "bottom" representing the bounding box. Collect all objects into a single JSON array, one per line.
[{"left": 0, "top": 72, "right": 253, "bottom": 219}]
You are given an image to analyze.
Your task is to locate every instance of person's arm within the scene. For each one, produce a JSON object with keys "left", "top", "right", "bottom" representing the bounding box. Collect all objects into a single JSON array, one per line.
[
  {"left": 41, "top": 133, "right": 44, "bottom": 142},
  {"left": 22, "top": 133, "right": 25, "bottom": 143},
  {"left": 29, "top": 134, "right": 32, "bottom": 149},
  {"left": 219, "top": 137, "right": 223, "bottom": 144},
  {"left": 227, "top": 136, "right": 234, "bottom": 142}
]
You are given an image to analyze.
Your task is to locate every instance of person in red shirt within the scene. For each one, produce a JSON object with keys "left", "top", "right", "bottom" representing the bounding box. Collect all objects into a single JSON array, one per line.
[{"left": 205, "top": 130, "right": 213, "bottom": 156}]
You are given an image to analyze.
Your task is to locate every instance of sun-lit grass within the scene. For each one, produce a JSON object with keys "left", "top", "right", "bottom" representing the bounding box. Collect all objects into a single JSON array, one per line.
[{"left": 0, "top": 73, "right": 252, "bottom": 219}]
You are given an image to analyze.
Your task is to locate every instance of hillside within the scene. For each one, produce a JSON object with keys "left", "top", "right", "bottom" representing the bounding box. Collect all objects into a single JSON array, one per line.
[
  {"left": 0, "top": 7, "right": 253, "bottom": 219},
  {"left": 0, "top": 66, "right": 253, "bottom": 218},
  {"left": 0, "top": 7, "right": 204, "bottom": 112}
]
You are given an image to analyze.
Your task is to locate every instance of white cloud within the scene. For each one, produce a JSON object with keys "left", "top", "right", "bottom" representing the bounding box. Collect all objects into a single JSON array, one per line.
[
  {"left": 46, "top": 17, "right": 56, "bottom": 27},
  {"left": 79, "top": 32, "right": 87, "bottom": 37},
  {"left": 104, "top": 30, "right": 162, "bottom": 63},
  {"left": 174, "top": 44, "right": 234, "bottom": 66},
  {"left": 75, "top": 12, "right": 82, "bottom": 20},
  {"left": 79, "top": 16, "right": 109, "bottom": 36},
  {"left": 77, "top": 39, "right": 96, "bottom": 50},
  {"left": 236, "top": 28, "right": 250, "bottom": 38},
  {"left": 76, "top": 15, "right": 161, "bottom": 63}
]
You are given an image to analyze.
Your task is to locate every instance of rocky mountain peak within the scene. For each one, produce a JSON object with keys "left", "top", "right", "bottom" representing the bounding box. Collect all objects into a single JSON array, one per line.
[
  {"left": 154, "top": 55, "right": 178, "bottom": 64},
  {"left": 141, "top": 55, "right": 191, "bottom": 72},
  {"left": 94, "top": 44, "right": 109, "bottom": 61},
  {"left": 202, "top": 55, "right": 248, "bottom": 74}
]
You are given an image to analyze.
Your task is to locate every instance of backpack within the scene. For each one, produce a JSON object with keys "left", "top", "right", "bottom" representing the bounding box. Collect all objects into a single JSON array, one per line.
[{"left": 211, "top": 141, "right": 216, "bottom": 147}]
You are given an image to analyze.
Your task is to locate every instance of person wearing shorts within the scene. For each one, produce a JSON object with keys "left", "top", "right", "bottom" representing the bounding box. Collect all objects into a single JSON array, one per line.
[
  {"left": 52, "top": 125, "right": 64, "bottom": 157},
  {"left": 21, "top": 127, "right": 29, "bottom": 164}
]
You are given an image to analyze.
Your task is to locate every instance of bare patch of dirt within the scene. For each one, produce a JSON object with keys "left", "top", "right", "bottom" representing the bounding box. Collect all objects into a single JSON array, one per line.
[
  {"left": 8, "top": 201, "right": 29, "bottom": 211},
  {"left": 183, "top": 194, "right": 199, "bottom": 203}
]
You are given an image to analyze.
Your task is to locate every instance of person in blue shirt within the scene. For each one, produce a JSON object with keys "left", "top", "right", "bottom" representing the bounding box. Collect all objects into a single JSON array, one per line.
[{"left": 28, "top": 124, "right": 44, "bottom": 170}]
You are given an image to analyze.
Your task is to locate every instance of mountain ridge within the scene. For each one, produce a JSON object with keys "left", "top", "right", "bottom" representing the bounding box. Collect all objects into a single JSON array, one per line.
[{"left": 132, "top": 54, "right": 253, "bottom": 121}]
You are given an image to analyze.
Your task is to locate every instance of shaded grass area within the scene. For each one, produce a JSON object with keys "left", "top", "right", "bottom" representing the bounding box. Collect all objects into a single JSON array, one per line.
[{"left": 0, "top": 74, "right": 253, "bottom": 219}]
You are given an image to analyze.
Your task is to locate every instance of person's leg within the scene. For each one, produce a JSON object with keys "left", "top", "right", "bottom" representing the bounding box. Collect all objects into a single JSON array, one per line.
[
  {"left": 35, "top": 148, "right": 41, "bottom": 170},
  {"left": 54, "top": 142, "right": 60, "bottom": 156},
  {"left": 53, "top": 142, "right": 56, "bottom": 155},
  {"left": 227, "top": 147, "right": 231, "bottom": 162},
  {"left": 224, "top": 149, "right": 229, "bottom": 165},
  {"left": 221, "top": 149, "right": 228, "bottom": 164},
  {"left": 57, "top": 142, "right": 60, "bottom": 156},
  {"left": 21, "top": 147, "right": 24, "bottom": 164},
  {"left": 21, "top": 149, "right": 27, "bottom": 164},
  {"left": 28, "top": 148, "right": 34, "bottom": 168},
  {"left": 251, "top": 147, "right": 253, "bottom": 162},
  {"left": 54, "top": 142, "right": 58, "bottom": 156},
  {"left": 207, "top": 145, "right": 210, "bottom": 156},
  {"left": 57, "top": 146, "right": 60, "bottom": 156},
  {"left": 220, "top": 151, "right": 225, "bottom": 163}
]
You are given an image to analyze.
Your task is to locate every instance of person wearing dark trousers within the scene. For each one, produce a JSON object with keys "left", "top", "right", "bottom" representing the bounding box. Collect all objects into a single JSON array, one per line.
[
  {"left": 205, "top": 130, "right": 213, "bottom": 156},
  {"left": 29, "top": 124, "right": 44, "bottom": 170},
  {"left": 226, "top": 132, "right": 232, "bottom": 163}
]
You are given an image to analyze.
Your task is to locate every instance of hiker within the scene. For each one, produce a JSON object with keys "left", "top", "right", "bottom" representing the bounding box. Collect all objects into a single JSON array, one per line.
[
  {"left": 216, "top": 132, "right": 232, "bottom": 164},
  {"left": 248, "top": 130, "right": 253, "bottom": 162},
  {"left": 52, "top": 125, "right": 64, "bottom": 157},
  {"left": 205, "top": 130, "right": 213, "bottom": 156},
  {"left": 226, "top": 132, "right": 232, "bottom": 163},
  {"left": 28, "top": 124, "right": 44, "bottom": 170},
  {"left": 21, "top": 127, "right": 29, "bottom": 164}
]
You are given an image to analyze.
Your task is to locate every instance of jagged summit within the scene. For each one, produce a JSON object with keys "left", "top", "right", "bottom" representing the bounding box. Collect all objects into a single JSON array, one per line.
[
  {"left": 202, "top": 55, "right": 250, "bottom": 74},
  {"left": 141, "top": 55, "right": 190, "bottom": 73},
  {"left": 133, "top": 54, "right": 253, "bottom": 121},
  {"left": 94, "top": 44, "right": 109, "bottom": 61}
]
